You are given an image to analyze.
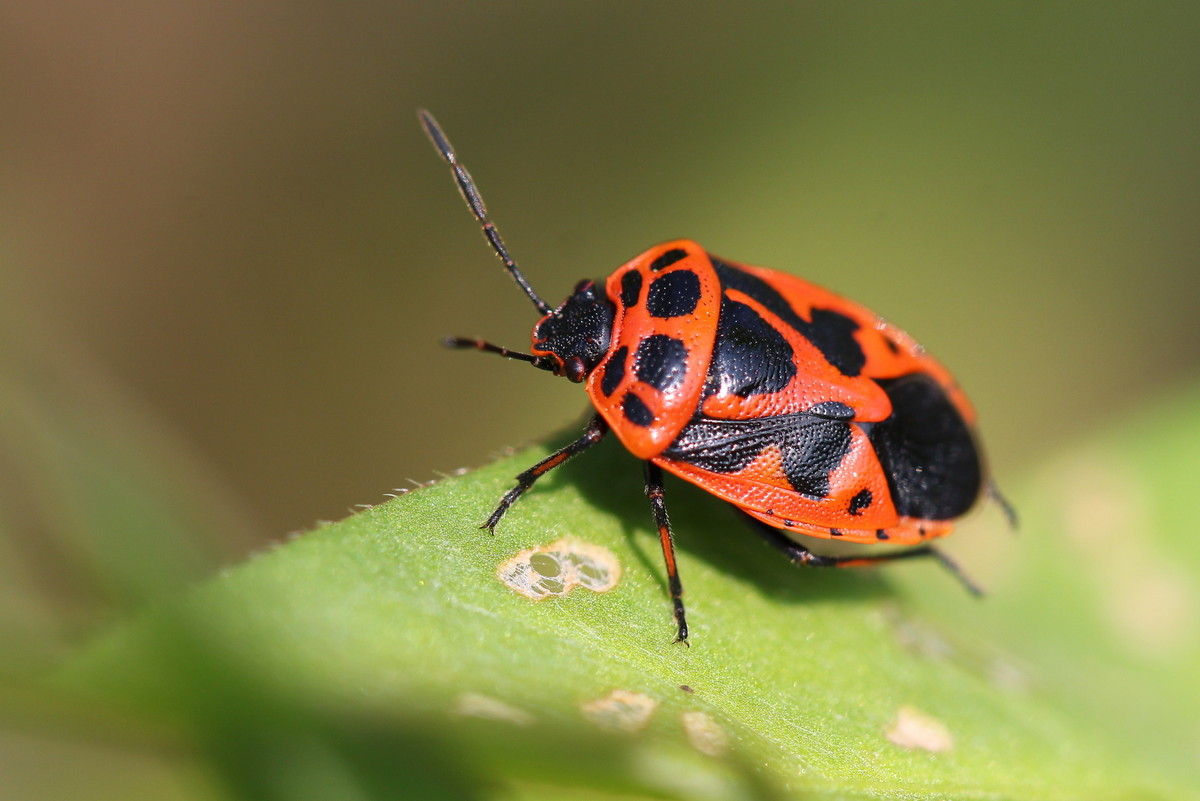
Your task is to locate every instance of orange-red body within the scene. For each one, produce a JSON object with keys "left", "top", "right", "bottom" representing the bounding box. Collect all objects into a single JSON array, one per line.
[{"left": 572, "top": 240, "right": 982, "bottom": 546}]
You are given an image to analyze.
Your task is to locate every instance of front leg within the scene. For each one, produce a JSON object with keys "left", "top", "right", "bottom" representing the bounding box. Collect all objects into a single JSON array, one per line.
[{"left": 484, "top": 414, "right": 608, "bottom": 532}]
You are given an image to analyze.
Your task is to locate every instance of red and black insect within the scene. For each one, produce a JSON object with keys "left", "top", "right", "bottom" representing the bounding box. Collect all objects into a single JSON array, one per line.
[{"left": 420, "top": 110, "right": 1013, "bottom": 644}]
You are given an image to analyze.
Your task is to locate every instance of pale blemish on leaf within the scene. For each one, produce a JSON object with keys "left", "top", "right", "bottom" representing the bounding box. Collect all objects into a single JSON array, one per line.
[
  {"left": 581, "top": 689, "right": 657, "bottom": 733},
  {"left": 452, "top": 692, "right": 534, "bottom": 726},
  {"left": 681, "top": 710, "right": 729, "bottom": 756},
  {"left": 497, "top": 538, "right": 621, "bottom": 600},
  {"left": 988, "top": 658, "right": 1032, "bottom": 693},
  {"left": 882, "top": 603, "right": 955, "bottom": 661},
  {"left": 1060, "top": 455, "right": 1198, "bottom": 657},
  {"left": 886, "top": 706, "right": 954, "bottom": 752}
]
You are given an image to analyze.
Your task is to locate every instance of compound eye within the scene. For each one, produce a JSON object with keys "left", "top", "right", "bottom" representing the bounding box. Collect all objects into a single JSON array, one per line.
[{"left": 565, "top": 356, "right": 586, "bottom": 383}]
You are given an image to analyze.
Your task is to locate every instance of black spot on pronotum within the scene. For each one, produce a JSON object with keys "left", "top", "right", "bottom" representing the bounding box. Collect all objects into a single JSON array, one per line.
[
  {"left": 876, "top": 529, "right": 889, "bottom": 540},
  {"left": 622, "top": 391, "right": 654, "bottom": 426},
  {"left": 649, "top": 248, "right": 688, "bottom": 272},
  {"left": 599, "top": 345, "right": 628, "bottom": 397},
  {"left": 848, "top": 488, "right": 873, "bottom": 516},
  {"left": 647, "top": 271, "right": 702, "bottom": 319},
  {"left": 634, "top": 334, "right": 688, "bottom": 392},
  {"left": 620, "top": 270, "right": 642, "bottom": 307}
]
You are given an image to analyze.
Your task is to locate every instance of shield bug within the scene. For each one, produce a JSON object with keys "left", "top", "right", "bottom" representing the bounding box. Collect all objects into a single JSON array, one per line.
[{"left": 420, "top": 110, "right": 1013, "bottom": 643}]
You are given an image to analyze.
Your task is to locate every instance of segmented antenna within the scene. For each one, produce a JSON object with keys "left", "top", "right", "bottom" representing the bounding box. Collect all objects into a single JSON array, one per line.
[{"left": 418, "top": 109, "right": 552, "bottom": 315}]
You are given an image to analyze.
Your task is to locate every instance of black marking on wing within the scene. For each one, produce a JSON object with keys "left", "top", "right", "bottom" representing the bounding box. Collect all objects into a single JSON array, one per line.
[
  {"left": 711, "top": 257, "right": 866, "bottom": 377},
  {"left": 664, "top": 412, "right": 854, "bottom": 498},
  {"left": 704, "top": 296, "right": 796, "bottom": 398},
  {"left": 848, "top": 488, "right": 873, "bottom": 516},
  {"left": 869, "top": 372, "right": 981, "bottom": 520},
  {"left": 809, "top": 401, "right": 855, "bottom": 420}
]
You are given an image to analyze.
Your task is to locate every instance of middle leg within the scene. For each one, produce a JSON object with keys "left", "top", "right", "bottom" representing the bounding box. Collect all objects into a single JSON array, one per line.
[{"left": 644, "top": 462, "right": 690, "bottom": 644}]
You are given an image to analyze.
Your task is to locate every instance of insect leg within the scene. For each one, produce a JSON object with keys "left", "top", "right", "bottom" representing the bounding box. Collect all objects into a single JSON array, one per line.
[
  {"left": 483, "top": 414, "right": 608, "bottom": 533},
  {"left": 741, "top": 513, "right": 984, "bottom": 597},
  {"left": 986, "top": 480, "right": 1019, "bottom": 531},
  {"left": 644, "top": 462, "right": 689, "bottom": 645}
]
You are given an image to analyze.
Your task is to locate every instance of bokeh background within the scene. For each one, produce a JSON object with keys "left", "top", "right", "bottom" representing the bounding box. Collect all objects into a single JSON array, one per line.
[{"left": 3, "top": 3, "right": 1199, "bottom": 651}]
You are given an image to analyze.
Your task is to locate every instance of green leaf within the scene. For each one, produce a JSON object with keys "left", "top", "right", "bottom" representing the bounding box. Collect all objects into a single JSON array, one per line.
[{"left": 57, "top": 396, "right": 1200, "bottom": 800}]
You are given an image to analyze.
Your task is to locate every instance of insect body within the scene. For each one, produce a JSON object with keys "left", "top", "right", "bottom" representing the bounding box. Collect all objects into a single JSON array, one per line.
[{"left": 420, "top": 110, "right": 1010, "bottom": 644}]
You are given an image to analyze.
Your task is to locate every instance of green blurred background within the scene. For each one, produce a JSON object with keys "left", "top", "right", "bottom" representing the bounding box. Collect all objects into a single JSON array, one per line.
[{"left": 3, "top": 3, "right": 1200, "bottom": 650}]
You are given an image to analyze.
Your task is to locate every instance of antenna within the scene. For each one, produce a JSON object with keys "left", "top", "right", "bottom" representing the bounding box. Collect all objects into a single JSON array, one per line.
[{"left": 418, "top": 109, "right": 552, "bottom": 315}]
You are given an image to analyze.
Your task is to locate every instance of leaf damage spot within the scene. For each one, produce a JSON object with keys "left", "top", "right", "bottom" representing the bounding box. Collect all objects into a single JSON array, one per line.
[
  {"left": 452, "top": 692, "right": 534, "bottom": 726},
  {"left": 882, "top": 603, "right": 955, "bottom": 661},
  {"left": 681, "top": 710, "right": 729, "bottom": 756},
  {"left": 581, "top": 689, "right": 657, "bottom": 733},
  {"left": 497, "top": 538, "right": 621, "bottom": 600},
  {"left": 1060, "top": 455, "right": 1198, "bottom": 657},
  {"left": 988, "top": 658, "right": 1031, "bottom": 693},
  {"left": 886, "top": 706, "right": 954, "bottom": 752}
]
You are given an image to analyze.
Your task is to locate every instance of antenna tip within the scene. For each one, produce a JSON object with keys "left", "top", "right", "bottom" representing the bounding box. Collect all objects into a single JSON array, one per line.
[{"left": 417, "top": 108, "right": 454, "bottom": 164}]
